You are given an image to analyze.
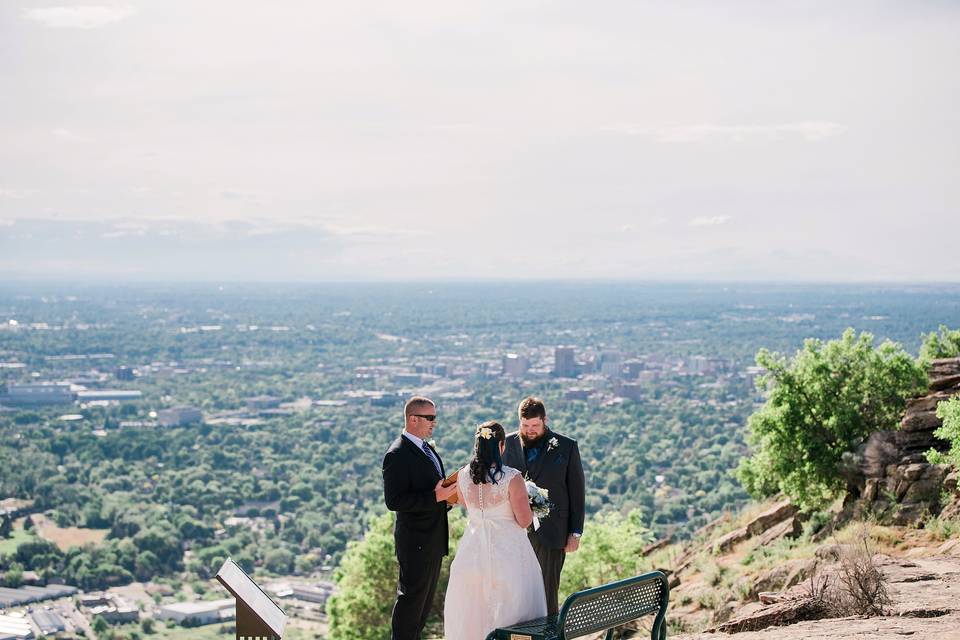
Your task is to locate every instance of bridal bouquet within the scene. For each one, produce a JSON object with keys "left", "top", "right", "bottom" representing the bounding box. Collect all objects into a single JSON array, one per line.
[{"left": 524, "top": 479, "right": 552, "bottom": 530}]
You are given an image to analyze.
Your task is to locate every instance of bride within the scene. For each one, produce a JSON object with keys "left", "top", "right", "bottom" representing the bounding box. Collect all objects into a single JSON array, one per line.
[{"left": 443, "top": 421, "right": 547, "bottom": 640}]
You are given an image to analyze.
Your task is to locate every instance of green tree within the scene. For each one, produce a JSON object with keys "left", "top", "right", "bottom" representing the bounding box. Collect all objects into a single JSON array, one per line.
[
  {"left": 326, "top": 512, "right": 398, "bottom": 640},
  {"left": 927, "top": 397, "right": 960, "bottom": 468},
  {"left": 263, "top": 548, "right": 294, "bottom": 574},
  {"left": 737, "top": 329, "right": 927, "bottom": 510},
  {"left": 559, "top": 510, "right": 653, "bottom": 601},
  {"left": 92, "top": 616, "right": 109, "bottom": 636},
  {"left": 326, "top": 510, "right": 464, "bottom": 640},
  {"left": 0, "top": 515, "right": 11, "bottom": 539},
  {"left": 3, "top": 563, "right": 24, "bottom": 588},
  {"left": 920, "top": 325, "right": 960, "bottom": 363}
]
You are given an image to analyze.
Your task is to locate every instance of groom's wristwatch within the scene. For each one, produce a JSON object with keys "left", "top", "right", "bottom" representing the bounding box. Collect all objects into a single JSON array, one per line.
[{"left": 571, "top": 532, "right": 582, "bottom": 539}]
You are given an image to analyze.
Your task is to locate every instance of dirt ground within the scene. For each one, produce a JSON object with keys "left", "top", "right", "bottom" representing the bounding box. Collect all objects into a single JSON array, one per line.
[{"left": 20, "top": 513, "right": 110, "bottom": 551}]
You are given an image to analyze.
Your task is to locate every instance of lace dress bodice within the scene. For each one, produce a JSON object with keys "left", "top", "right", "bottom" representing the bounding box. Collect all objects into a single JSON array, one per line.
[{"left": 458, "top": 465, "right": 520, "bottom": 519}]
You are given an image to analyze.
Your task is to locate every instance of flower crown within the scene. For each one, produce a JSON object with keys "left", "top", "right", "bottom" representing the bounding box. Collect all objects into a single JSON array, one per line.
[{"left": 476, "top": 426, "right": 494, "bottom": 440}]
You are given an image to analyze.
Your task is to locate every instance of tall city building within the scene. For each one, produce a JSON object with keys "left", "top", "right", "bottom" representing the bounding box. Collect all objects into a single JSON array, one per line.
[
  {"left": 554, "top": 346, "right": 576, "bottom": 377},
  {"left": 600, "top": 349, "right": 623, "bottom": 378},
  {"left": 502, "top": 353, "right": 529, "bottom": 378}
]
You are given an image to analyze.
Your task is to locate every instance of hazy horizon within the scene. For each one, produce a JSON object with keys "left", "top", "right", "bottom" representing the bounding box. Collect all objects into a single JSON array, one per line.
[{"left": 2, "top": 1, "right": 959, "bottom": 282}]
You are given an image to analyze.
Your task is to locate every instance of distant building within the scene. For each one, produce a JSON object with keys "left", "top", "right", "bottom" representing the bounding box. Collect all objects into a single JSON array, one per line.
[
  {"left": 502, "top": 354, "right": 529, "bottom": 378},
  {"left": 392, "top": 373, "right": 422, "bottom": 386},
  {"left": 554, "top": 346, "right": 576, "bottom": 377},
  {"left": 599, "top": 350, "right": 623, "bottom": 378},
  {"left": 370, "top": 394, "right": 404, "bottom": 407},
  {"left": 244, "top": 395, "right": 281, "bottom": 410},
  {"left": 76, "top": 390, "right": 143, "bottom": 402},
  {"left": 89, "top": 605, "right": 139, "bottom": 624},
  {"left": 31, "top": 610, "right": 66, "bottom": 635},
  {"left": 563, "top": 387, "right": 591, "bottom": 401},
  {"left": 615, "top": 382, "right": 644, "bottom": 401},
  {"left": 687, "top": 356, "right": 710, "bottom": 375},
  {"left": 2, "top": 383, "right": 74, "bottom": 406},
  {"left": 115, "top": 366, "right": 136, "bottom": 381},
  {"left": 82, "top": 593, "right": 139, "bottom": 624},
  {"left": 270, "top": 582, "right": 335, "bottom": 606},
  {"left": 0, "top": 584, "right": 77, "bottom": 608},
  {"left": 156, "top": 598, "right": 235, "bottom": 626},
  {"left": 157, "top": 406, "right": 203, "bottom": 427},
  {"left": 78, "top": 594, "right": 111, "bottom": 608},
  {"left": 623, "top": 360, "right": 645, "bottom": 379},
  {"left": 0, "top": 613, "right": 32, "bottom": 640}
]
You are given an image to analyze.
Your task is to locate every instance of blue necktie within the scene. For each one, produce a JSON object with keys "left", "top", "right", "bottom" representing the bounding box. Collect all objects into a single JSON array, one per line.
[
  {"left": 422, "top": 442, "right": 442, "bottom": 477},
  {"left": 526, "top": 446, "right": 540, "bottom": 464}
]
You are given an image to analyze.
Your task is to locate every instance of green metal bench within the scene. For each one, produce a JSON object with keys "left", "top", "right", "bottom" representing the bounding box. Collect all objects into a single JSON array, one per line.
[{"left": 485, "top": 571, "right": 669, "bottom": 640}]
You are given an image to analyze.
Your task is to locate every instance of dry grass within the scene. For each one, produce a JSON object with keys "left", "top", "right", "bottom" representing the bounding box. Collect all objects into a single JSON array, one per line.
[
  {"left": 29, "top": 513, "right": 109, "bottom": 551},
  {"left": 830, "top": 527, "right": 891, "bottom": 616}
]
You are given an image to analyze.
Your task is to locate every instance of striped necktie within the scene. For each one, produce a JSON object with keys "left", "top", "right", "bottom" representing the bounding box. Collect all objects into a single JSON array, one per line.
[{"left": 421, "top": 442, "right": 442, "bottom": 477}]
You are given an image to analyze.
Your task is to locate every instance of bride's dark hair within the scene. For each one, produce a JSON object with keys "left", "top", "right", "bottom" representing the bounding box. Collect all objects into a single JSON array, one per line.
[{"left": 469, "top": 420, "right": 506, "bottom": 485}]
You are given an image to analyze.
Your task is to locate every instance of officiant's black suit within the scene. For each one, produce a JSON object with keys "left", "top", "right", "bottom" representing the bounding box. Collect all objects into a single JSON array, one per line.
[
  {"left": 503, "top": 429, "right": 585, "bottom": 615},
  {"left": 383, "top": 434, "right": 448, "bottom": 640}
]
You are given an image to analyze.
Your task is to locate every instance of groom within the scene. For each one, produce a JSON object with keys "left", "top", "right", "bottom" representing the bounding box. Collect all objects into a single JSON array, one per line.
[
  {"left": 503, "top": 396, "right": 586, "bottom": 616},
  {"left": 382, "top": 396, "right": 457, "bottom": 640}
]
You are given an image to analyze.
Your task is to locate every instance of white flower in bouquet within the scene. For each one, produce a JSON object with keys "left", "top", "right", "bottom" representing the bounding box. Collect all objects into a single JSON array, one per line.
[{"left": 524, "top": 479, "right": 552, "bottom": 522}]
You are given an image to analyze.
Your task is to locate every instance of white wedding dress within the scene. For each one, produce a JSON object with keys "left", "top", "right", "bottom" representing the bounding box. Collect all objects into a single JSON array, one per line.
[{"left": 443, "top": 465, "right": 548, "bottom": 640}]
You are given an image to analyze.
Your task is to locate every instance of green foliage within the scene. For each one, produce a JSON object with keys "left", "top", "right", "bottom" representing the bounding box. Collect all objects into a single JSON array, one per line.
[
  {"left": 926, "top": 397, "right": 960, "bottom": 468},
  {"left": 93, "top": 616, "right": 109, "bottom": 635},
  {"left": 2, "top": 563, "right": 23, "bottom": 587},
  {"left": 559, "top": 510, "right": 653, "bottom": 600},
  {"left": 920, "top": 325, "right": 960, "bottom": 362},
  {"left": 325, "top": 512, "right": 403, "bottom": 640},
  {"left": 326, "top": 510, "right": 467, "bottom": 640},
  {"left": 737, "top": 329, "right": 927, "bottom": 510}
]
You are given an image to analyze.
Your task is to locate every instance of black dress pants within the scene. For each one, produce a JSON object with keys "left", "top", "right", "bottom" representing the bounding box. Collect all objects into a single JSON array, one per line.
[
  {"left": 392, "top": 549, "right": 444, "bottom": 640},
  {"left": 529, "top": 535, "right": 567, "bottom": 616}
]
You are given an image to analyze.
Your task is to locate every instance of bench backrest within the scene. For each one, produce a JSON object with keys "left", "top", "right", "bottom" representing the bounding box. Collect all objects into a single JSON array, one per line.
[{"left": 557, "top": 571, "right": 669, "bottom": 640}]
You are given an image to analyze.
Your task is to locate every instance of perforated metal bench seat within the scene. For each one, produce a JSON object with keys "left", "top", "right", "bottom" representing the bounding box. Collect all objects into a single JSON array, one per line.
[{"left": 485, "top": 571, "right": 669, "bottom": 640}]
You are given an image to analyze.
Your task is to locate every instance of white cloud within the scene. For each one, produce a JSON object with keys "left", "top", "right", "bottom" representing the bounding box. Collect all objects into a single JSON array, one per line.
[
  {"left": 689, "top": 216, "right": 732, "bottom": 227},
  {"left": 604, "top": 121, "right": 846, "bottom": 143},
  {"left": 23, "top": 5, "right": 136, "bottom": 29},
  {"left": 52, "top": 128, "right": 94, "bottom": 142},
  {"left": 0, "top": 189, "right": 34, "bottom": 199},
  {"left": 326, "top": 224, "right": 431, "bottom": 241},
  {"left": 219, "top": 189, "right": 267, "bottom": 202}
]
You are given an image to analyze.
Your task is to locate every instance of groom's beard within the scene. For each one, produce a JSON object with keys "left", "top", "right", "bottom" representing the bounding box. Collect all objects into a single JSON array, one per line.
[{"left": 520, "top": 431, "right": 547, "bottom": 448}]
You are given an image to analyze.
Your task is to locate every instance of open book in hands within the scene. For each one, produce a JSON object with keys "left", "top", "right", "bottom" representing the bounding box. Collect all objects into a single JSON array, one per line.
[{"left": 442, "top": 470, "right": 459, "bottom": 505}]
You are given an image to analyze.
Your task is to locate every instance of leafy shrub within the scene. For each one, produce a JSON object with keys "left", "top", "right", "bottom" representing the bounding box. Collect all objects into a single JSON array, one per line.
[
  {"left": 926, "top": 397, "right": 960, "bottom": 468},
  {"left": 737, "top": 329, "right": 927, "bottom": 510},
  {"left": 920, "top": 325, "right": 960, "bottom": 362}
]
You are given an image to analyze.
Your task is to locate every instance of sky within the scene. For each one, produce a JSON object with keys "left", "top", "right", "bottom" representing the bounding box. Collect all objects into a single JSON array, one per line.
[{"left": 1, "top": 1, "right": 958, "bottom": 282}]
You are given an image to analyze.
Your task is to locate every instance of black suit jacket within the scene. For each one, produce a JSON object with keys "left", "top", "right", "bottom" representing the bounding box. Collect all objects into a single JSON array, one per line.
[
  {"left": 502, "top": 429, "right": 585, "bottom": 550},
  {"left": 382, "top": 434, "right": 449, "bottom": 558}
]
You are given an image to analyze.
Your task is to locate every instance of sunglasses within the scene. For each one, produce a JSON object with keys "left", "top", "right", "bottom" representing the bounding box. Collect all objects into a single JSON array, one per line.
[{"left": 413, "top": 414, "right": 437, "bottom": 422}]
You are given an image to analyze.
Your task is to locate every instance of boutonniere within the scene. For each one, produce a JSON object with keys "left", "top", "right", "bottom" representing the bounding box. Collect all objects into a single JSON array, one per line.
[
  {"left": 547, "top": 437, "right": 559, "bottom": 451},
  {"left": 427, "top": 439, "right": 437, "bottom": 450}
]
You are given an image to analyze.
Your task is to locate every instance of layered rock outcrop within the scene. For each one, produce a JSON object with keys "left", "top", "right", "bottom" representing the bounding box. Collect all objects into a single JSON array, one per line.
[{"left": 845, "top": 357, "right": 960, "bottom": 524}]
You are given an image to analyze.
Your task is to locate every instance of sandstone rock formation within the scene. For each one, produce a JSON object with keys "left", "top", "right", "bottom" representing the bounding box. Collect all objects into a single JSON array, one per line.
[{"left": 845, "top": 357, "right": 960, "bottom": 524}]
